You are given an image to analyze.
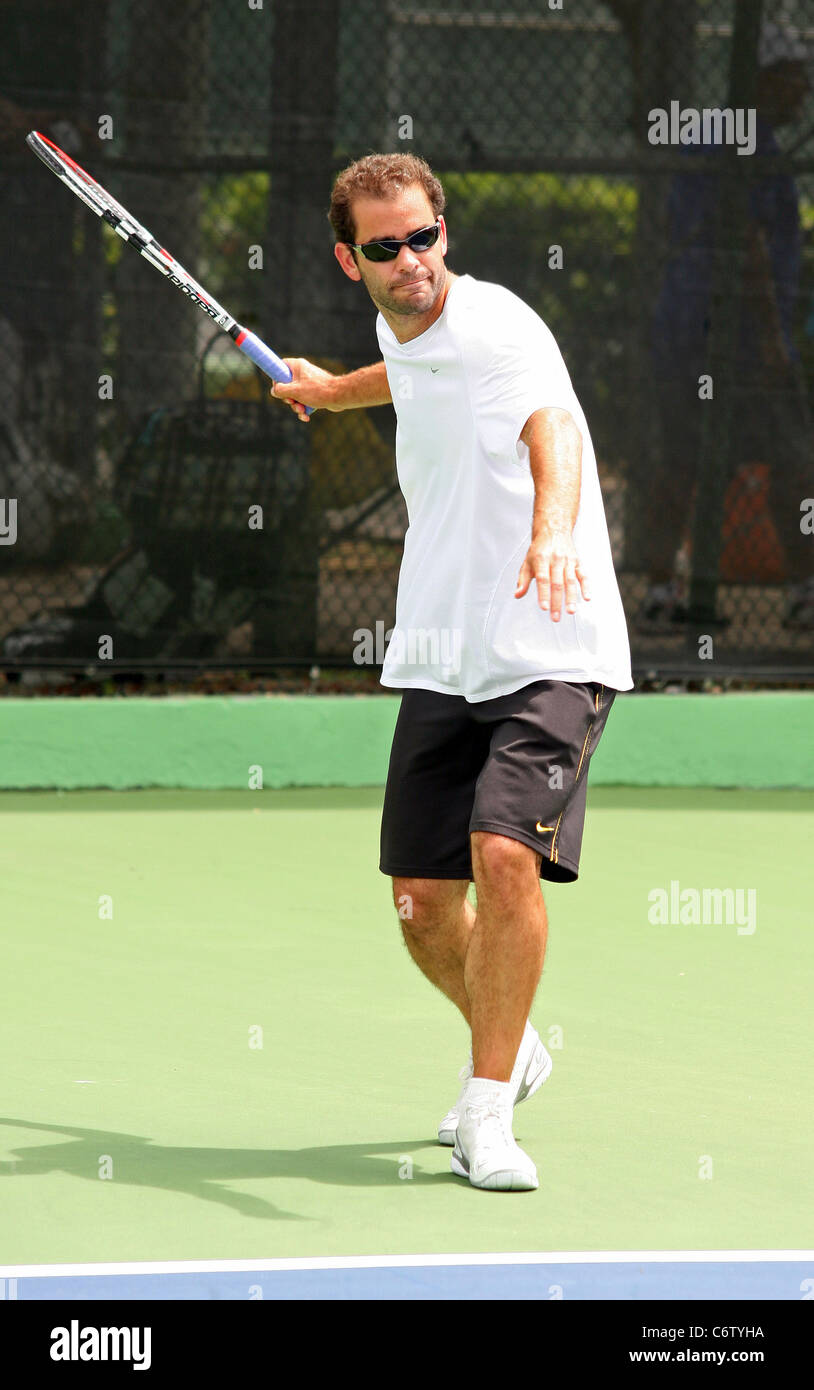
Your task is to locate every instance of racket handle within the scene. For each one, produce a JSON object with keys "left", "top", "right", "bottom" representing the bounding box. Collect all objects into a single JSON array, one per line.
[{"left": 234, "top": 329, "right": 313, "bottom": 416}]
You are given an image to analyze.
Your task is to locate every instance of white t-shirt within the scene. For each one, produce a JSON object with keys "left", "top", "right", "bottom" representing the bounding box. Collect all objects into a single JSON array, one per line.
[{"left": 376, "top": 274, "right": 633, "bottom": 700}]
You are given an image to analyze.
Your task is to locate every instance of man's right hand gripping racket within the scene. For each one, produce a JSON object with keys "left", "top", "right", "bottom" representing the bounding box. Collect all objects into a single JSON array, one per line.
[{"left": 26, "top": 130, "right": 311, "bottom": 414}]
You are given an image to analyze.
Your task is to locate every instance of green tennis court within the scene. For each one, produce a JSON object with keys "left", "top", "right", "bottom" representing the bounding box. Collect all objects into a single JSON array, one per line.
[{"left": 2, "top": 784, "right": 811, "bottom": 1274}]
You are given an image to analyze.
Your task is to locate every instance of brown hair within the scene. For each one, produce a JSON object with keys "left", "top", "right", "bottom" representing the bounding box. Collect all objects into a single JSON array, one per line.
[{"left": 328, "top": 153, "right": 445, "bottom": 246}]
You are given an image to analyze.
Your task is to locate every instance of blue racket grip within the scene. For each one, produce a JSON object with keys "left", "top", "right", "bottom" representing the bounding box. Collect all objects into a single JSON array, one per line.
[{"left": 234, "top": 328, "right": 313, "bottom": 415}]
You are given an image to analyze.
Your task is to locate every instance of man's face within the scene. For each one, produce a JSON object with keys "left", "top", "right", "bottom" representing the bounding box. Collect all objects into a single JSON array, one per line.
[{"left": 335, "top": 184, "right": 448, "bottom": 319}]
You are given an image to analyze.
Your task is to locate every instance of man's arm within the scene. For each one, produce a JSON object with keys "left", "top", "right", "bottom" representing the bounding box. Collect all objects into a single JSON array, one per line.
[
  {"left": 514, "top": 407, "right": 590, "bottom": 622},
  {"left": 745, "top": 224, "right": 792, "bottom": 375},
  {"left": 270, "top": 359, "right": 391, "bottom": 421}
]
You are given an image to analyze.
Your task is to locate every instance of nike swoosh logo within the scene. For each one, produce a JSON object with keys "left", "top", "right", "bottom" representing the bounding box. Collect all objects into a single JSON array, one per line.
[
  {"left": 516, "top": 1053, "right": 540, "bottom": 1104},
  {"left": 517, "top": 1056, "right": 536, "bottom": 1101},
  {"left": 535, "top": 822, "right": 555, "bottom": 833},
  {"left": 430, "top": 367, "right": 439, "bottom": 373}
]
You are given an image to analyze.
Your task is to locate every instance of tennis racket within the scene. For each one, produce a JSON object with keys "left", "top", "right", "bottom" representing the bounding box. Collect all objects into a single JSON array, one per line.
[{"left": 26, "top": 130, "right": 309, "bottom": 410}]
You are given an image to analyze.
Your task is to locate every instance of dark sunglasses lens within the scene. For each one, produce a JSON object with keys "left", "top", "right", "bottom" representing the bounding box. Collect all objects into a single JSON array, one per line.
[
  {"left": 408, "top": 225, "right": 439, "bottom": 251},
  {"left": 359, "top": 225, "right": 439, "bottom": 261},
  {"left": 362, "top": 242, "right": 399, "bottom": 262}
]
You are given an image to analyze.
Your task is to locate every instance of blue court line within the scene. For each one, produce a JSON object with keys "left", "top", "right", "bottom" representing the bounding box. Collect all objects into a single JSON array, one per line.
[{"left": 3, "top": 1261, "right": 812, "bottom": 1300}]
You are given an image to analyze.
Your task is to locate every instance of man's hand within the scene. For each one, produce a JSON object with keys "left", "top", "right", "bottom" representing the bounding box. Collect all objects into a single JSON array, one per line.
[
  {"left": 515, "top": 523, "right": 590, "bottom": 621},
  {"left": 270, "top": 358, "right": 393, "bottom": 420},
  {"left": 270, "top": 358, "right": 339, "bottom": 422}
]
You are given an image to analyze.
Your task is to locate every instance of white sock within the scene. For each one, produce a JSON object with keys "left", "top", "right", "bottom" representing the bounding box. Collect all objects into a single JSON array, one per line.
[{"left": 464, "top": 1076, "right": 513, "bottom": 1106}]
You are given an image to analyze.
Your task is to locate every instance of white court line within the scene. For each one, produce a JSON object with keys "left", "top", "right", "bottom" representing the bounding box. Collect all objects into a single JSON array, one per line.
[{"left": 1, "top": 1251, "right": 812, "bottom": 1279}]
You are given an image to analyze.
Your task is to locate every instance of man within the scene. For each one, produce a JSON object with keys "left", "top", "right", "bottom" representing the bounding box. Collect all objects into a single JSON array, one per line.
[
  {"left": 272, "top": 153, "right": 633, "bottom": 1192},
  {"left": 645, "top": 20, "right": 813, "bottom": 625}
]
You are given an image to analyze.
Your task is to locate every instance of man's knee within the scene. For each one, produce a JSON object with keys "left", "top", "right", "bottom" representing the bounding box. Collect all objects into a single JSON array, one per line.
[
  {"left": 391, "top": 876, "right": 468, "bottom": 936},
  {"left": 471, "top": 831, "right": 541, "bottom": 886}
]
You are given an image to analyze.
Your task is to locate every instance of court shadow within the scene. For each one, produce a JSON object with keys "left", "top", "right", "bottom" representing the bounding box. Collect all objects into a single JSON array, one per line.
[{"left": 0, "top": 1117, "right": 448, "bottom": 1224}]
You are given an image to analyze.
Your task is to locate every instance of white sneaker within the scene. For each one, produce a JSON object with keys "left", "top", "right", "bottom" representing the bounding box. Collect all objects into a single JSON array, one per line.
[
  {"left": 437, "top": 1022, "right": 552, "bottom": 1146},
  {"left": 451, "top": 1087, "right": 539, "bottom": 1191}
]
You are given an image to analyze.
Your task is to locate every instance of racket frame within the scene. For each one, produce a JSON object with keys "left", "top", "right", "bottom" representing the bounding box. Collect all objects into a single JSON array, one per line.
[{"left": 26, "top": 129, "right": 299, "bottom": 392}]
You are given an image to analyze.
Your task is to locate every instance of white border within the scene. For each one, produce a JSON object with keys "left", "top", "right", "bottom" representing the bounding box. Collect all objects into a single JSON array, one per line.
[{"left": 2, "top": 1251, "right": 812, "bottom": 1279}]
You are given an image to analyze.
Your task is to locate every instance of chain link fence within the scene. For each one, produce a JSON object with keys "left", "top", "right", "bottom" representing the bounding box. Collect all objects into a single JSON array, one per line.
[{"left": 1, "top": 0, "right": 812, "bottom": 686}]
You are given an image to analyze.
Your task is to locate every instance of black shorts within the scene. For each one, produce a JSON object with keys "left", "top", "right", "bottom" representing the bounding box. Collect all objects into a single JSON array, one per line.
[{"left": 379, "top": 679, "right": 616, "bottom": 885}]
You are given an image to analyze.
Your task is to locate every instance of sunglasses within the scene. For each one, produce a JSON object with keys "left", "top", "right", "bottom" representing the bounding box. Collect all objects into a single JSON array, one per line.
[{"left": 350, "top": 221, "right": 441, "bottom": 262}]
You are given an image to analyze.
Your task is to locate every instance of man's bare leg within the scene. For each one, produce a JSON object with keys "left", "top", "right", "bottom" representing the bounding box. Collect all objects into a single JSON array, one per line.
[
  {"left": 393, "top": 877, "right": 473, "bottom": 1023},
  {"left": 465, "top": 832, "right": 547, "bottom": 1082}
]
